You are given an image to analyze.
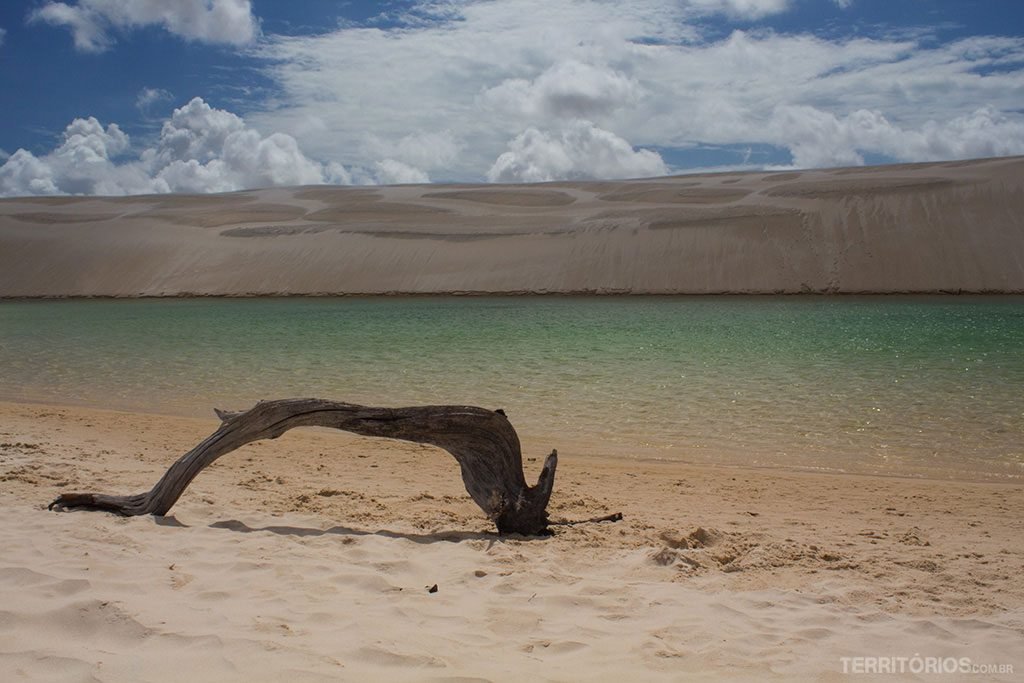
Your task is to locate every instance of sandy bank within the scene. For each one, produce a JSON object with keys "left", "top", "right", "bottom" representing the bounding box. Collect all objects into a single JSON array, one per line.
[
  {"left": 1, "top": 400, "right": 1022, "bottom": 681},
  {"left": 2, "top": 156, "right": 1023, "bottom": 296}
]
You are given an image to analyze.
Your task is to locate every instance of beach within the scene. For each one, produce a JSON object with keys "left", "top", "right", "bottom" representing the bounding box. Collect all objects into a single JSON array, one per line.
[
  {"left": 5, "top": 0, "right": 1024, "bottom": 678},
  {"left": 2, "top": 156, "right": 1024, "bottom": 297},
  {"left": 2, "top": 400, "right": 1022, "bottom": 681},
  {"left": 2, "top": 157, "right": 1024, "bottom": 680}
]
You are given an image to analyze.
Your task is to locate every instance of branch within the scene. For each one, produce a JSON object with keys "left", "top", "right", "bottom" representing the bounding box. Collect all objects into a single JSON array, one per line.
[
  {"left": 49, "top": 399, "right": 561, "bottom": 535},
  {"left": 550, "top": 512, "right": 624, "bottom": 527}
]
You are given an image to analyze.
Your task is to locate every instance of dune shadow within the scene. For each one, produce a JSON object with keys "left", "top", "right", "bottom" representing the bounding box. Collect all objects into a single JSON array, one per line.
[{"left": 207, "top": 518, "right": 546, "bottom": 545}]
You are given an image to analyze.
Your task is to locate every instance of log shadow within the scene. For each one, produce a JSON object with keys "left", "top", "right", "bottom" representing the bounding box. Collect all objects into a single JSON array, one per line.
[
  {"left": 207, "top": 518, "right": 547, "bottom": 545},
  {"left": 153, "top": 515, "right": 188, "bottom": 528}
]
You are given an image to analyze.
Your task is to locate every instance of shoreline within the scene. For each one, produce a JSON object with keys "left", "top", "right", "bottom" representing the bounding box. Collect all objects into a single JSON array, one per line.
[
  {"left": 2, "top": 398, "right": 1022, "bottom": 680},
  {"left": 5, "top": 290, "right": 1024, "bottom": 299},
  {"left": 3, "top": 397, "right": 1020, "bottom": 487}
]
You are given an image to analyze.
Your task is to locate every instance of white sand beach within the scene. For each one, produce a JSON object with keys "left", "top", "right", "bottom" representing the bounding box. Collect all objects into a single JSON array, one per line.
[
  {"left": 2, "top": 156, "right": 1023, "bottom": 296},
  {"left": 4, "top": 0, "right": 1024, "bottom": 677},
  {"left": 2, "top": 159, "right": 1023, "bottom": 680},
  {"left": 1, "top": 401, "right": 1022, "bottom": 681}
]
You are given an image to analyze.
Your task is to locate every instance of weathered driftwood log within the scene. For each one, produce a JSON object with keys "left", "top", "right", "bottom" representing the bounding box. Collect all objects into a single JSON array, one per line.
[{"left": 49, "top": 398, "right": 561, "bottom": 535}]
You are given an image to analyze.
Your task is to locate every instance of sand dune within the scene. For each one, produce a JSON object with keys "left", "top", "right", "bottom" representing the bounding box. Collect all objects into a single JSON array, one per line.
[
  {"left": 1, "top": 401, "right": 1022, "bottom": 681},
  {"left": 2, "top": 156, "right": 1023, "bottom": 296}
]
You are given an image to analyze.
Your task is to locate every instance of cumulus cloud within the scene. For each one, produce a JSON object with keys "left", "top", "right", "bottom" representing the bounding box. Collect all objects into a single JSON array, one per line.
[
  {"left": 146, "top": 99, "right": 328, "bottom": 193},
  {"left": 0, "top": 98, "right": 356, "bottom": 196},
  {"left": 482, "top": 61, "right": 643, "bottom": 122},
  {"left": 249, "top": 0, "right": 1024, "bottom": 180},
  {"left": 251, "top": 0, "right": 697, "bottom": 177},
  {"left": 365, "top": 131, "right": 461, "bottom": 174},
  {"left": 1, "top": 150, "right": 60, "bottom": 195},
  {"left": 770, "top": 105, "right": 1024, "bottom": 168},
  {"left": 373, "top": 159, "right": 430, "bottom": 185},
  {"left": 136, "top": 87, "right": 174, "bottom": 113},
  {"left": 4, "top": 117, "right": 156, "bottom": 196},
  {"left": 487, "top": 121, "right": 667, "bottom": 183},
  {"left": 0, "top": 97, "right": 440, "bottom": 196},
  {"left": 29, "top": 0, "right": 259, "bottom": 52},
  {"left": 13, "top": 1, "right": 1024, "bottom": 190}
]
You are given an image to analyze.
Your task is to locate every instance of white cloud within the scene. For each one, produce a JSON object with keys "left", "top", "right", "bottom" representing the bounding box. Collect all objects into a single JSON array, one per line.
[
  {"left": 248, "top": 1, "right": 1024, "bottom": 180},
  {"left": 365, "top": 131, "right": 461, "bottom": 174},
  {"left": 924, "top": 107, "right": 1024, "bottom": 159},
  {"left": 0, "top": 115, "right": 153, "bottom": 196},
  {"left": 0, "top": 98, "right": 358, "bottom": 196},
  {"left": 0, "top": 26, "right": 7, "bottom": 46},
  {"left": 137, "top": 98, "right": 333, "bottom": 191},
  {"left": 373, "top": 159, "right": 430, "bottom": 185},
  {"left": 29, "top": 0, "right": 259, "bottom": 53},
  {"left": 0, "top": 97, "right": 440, "bottom": 196},
  {"left": 686, "top": 0, "right": 791, "bottom": 20},
  {"left": 148, "top": 97, "right": 247, "bottom": 166},
  {"left": 147, "top": 98, "right": 343, "bottom": 192},
  {"left": 0, "top": 150, "right": 60, "bottom": 195},
  {"left": 251, "top": 0, "right": 697, "bottom": 178},
  {"left": 30, "top": 2, "right": 109, "bottom": 51},
  {"left": 769, "top": 105, "right": 1024, "bottom": 168},
  {"left": 481, "top": 61, "right": 643, "bottom": 123},
  {"left": 487, "top": 121, "right": 667, "bottom": 183},
  {"left": 9, "top": 1, "right": 1024, "bottom": 192},
  {"left": 136, "top": 87, "right": 174, "bottom": 113}
]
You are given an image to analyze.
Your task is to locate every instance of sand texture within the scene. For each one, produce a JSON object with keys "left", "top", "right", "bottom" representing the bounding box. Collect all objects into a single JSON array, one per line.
[
  {"left": 1, "top": 401, "right": 1022, "bottom": 681},
  {"left": 1, "top": 156, "right": 1023, "bottom": 296}
]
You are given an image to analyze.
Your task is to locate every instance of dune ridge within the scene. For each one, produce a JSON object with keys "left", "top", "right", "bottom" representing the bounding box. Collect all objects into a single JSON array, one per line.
[{"left": 2, "top": 156, "right": 1023, "bottom": 297}]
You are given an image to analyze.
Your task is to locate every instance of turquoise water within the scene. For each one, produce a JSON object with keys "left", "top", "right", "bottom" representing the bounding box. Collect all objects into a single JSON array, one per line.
[{"left": 2, "top": 297, "right": 1023, "bottom": 480}]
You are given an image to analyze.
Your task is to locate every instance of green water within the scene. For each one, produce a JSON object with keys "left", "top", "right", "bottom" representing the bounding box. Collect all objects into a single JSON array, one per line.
[{"left": 2, "top": 297, "right": 1023, "bottom": 480}]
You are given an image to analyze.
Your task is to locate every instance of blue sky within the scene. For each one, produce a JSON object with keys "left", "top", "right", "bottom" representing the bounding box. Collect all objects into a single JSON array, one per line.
[{"left": 0, "top": 0, "right": 1022, "bottom": 195}]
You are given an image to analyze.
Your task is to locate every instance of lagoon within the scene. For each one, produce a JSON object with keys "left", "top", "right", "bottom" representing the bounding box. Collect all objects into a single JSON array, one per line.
[{"left": 2, "top": 296, "right": 1022, "bottom": 481}]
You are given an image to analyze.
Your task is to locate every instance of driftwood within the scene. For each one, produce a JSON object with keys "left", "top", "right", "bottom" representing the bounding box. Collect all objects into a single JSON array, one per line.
[{"left": 49, "top": 398, "right": 577, "bottom": 535}]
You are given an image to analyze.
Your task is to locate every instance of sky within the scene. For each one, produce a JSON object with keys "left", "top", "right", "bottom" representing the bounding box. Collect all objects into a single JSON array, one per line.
[{"left": 0, "top": 0, "right": 1022, "bottom": 196}]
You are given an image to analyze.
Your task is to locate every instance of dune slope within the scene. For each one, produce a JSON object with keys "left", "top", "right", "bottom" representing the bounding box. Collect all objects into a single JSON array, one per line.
[{"left": 1, "top": 156, "right": 1023, "bottom": 296}]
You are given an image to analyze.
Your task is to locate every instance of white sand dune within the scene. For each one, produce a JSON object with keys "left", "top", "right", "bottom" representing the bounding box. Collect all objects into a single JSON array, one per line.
[
  {"left": 2, "top": 402, "right": 1022, "bottom": 681},
  {"left": 2, "top": 156, "right": 1023, "bottom": 296}
]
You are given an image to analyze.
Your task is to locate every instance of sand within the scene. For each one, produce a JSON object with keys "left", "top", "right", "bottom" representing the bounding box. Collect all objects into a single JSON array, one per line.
[
  {"left": 1, "top": 400, "right": 1022, "bottom": 681},
  {"left": 3, "top": 157, "right": 1024, "bottom": 679},
  {"left": 2, "top": 156, "right": 1024, "bottom": 296}
]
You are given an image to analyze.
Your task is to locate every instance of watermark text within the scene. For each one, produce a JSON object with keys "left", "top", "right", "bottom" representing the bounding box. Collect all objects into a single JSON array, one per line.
[{"left": 840, "top": 656, "right": 1014, "bottom": 675}]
